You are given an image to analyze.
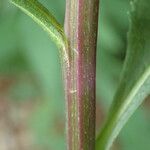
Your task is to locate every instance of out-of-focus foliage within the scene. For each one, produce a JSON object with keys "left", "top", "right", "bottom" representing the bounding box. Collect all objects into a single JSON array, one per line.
[{"left": 0, "top": 0, "right": 150, "bottom": 150}]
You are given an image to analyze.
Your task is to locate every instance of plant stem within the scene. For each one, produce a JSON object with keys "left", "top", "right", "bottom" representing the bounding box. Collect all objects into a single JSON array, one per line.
[
  {"left": 11, "top": 0, "right": 99, "bottom": 149},
  {"left": 64, "top": 0, "right": 99, "bottom": 149}
]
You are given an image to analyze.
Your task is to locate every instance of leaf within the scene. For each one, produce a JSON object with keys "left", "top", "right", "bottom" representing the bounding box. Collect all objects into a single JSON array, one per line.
[
  {"left": 10, "top": 0, "right": 69, "bottom": 66},
  {"left": 120, "top": 109, "right": 150, "bottom": 150},
  {"left": 10, "top": 0, "right": 64, "bottom": 46},
  {"left": 96, "top": 0, "right": 150, "bottom": 149}
]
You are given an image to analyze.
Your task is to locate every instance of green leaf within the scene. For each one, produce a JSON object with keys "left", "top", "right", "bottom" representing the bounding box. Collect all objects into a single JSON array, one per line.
[
  {"left": 120, "top": 108, "right": 150, "bottom": 150},
  {"left": 10, "top": 0, "right": 69, "bottom": 65},
  {"left": 96, "top": 0, "right": 150, "bottom": 149}
]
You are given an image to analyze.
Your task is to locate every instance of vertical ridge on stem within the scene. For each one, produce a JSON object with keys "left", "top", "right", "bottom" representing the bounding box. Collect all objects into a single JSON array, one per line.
[{"left": 64, "top": 0, "right": 99, "bottom": 149}]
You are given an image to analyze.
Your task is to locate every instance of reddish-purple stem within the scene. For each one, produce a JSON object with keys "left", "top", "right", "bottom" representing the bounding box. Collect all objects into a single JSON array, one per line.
[{"left": 64, "top": 0, "right": 99, "bottom": 149}]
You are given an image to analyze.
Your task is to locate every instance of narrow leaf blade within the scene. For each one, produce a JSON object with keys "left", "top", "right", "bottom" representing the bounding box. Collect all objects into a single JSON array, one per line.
[
  {"left": 10, "top": 0, "right": 67, "bottom": 50},
  {"left": 96, "top": 0, "right": 150, "bottom": 149}
]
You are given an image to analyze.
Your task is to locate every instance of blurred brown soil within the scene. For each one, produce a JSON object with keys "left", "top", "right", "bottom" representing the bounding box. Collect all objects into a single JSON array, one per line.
[{"left": 0, "top": 76, "right": 37, "bottom": 150}]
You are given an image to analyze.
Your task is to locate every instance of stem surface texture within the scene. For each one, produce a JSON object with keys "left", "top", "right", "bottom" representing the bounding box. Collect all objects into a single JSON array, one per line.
[{"left": 64, "top": 0, "right": 99, "bottom": 149}]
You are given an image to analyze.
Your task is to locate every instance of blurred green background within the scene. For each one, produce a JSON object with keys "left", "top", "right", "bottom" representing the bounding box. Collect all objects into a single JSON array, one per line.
[{"left": 0, "top": 0, "right": 150, "bottom": 149}]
